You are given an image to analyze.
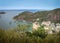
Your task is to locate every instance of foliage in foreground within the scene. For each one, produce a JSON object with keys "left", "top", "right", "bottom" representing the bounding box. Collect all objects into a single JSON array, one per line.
[{"left": 0, "top": 25, "right": 60, "bottom": 43}]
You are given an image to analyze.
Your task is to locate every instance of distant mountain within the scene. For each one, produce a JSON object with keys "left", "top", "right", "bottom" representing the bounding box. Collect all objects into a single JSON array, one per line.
[{"left": 13, "top": 8, "right": 60, "bottom": 23}]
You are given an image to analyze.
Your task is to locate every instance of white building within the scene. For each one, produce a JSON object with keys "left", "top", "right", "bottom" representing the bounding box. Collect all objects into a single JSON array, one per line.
[
  {"left": 41, "top": 21, "right": 51, "bottom": 26},
  {"left": 41, "top": 21, "right": 53, "bottom": 34},
  {"left": 55, "top": 23, "right": 60, "bottom": 32},
  {"left": 32, "top": 20, "right": 60, "bottom": 34},
  {"left": 32, "top": 22, "right": 40, "bottom": 30}
]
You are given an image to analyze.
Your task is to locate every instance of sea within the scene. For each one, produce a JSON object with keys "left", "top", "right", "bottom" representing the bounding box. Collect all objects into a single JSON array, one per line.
[{"left": 0, "top": 10, "right": 39, "bottom": 29}]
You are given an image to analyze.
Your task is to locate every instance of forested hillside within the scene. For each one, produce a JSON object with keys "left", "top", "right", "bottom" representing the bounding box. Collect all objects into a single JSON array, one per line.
[{"left": 13, "top": 8, "right": 60, "bottom": 23}]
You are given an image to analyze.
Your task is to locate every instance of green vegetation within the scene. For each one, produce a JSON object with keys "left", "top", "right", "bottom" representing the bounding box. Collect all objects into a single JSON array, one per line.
[
  {"left": 0, "top": 8, "right": 60, "bottom": 43},
  {"left": 0, "top": 25, "right": 60, "bottom": 43},
  {"left": 13, "top": 8, "right": 60, "bottom": 23},
  {"left": 47, "top": 8, "right": 60, "bottom": 23},
  {"left": 13, "top": 11, "right": 49, "bottom": 22},
  {"left": 32, "top": 25, "right": 46, "bottom": 38}
]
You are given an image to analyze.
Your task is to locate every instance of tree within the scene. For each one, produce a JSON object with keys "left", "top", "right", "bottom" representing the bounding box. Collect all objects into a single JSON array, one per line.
[
  {"left": 32, "top": 25, "right": 46, "bottom": 38},
  {"left": 16, "top": 24, "right": 30, "bottom": 32}
]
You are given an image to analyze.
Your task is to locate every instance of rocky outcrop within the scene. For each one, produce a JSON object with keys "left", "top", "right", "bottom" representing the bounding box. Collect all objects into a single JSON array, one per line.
[{"left": 0, "top": 12, "right": 5, "bottom": 14}]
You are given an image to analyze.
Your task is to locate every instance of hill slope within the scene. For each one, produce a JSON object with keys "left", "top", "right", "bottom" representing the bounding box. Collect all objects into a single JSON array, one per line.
[
  {"left": 13, "top": 11, "right": 49, "bottom": 22},
  {"left": 47, "top": 8, "right": 60, "bottom": 23},
  {"left": 13, "top": 8, "right": 60, "bottom": 23}
]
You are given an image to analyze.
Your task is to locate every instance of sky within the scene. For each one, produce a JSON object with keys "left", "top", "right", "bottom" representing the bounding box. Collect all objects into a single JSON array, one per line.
[{"left": 0, "top": 0, "right": 60, "bottom": 10}]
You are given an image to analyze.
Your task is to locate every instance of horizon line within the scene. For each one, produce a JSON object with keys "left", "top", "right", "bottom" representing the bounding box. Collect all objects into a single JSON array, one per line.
[{"left": 0, "top": 8, "right": 60, "bottom": 10}]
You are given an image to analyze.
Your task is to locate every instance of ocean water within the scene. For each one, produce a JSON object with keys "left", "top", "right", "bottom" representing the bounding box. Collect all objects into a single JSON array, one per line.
[{"left": 0, "top": 10, "right": 38, "bottom": 29}]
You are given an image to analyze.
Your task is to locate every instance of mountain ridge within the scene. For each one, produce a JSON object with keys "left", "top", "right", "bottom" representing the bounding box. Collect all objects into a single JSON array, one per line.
[{"left": 13, "top": 8, "right": 60, "bottom": 23}]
